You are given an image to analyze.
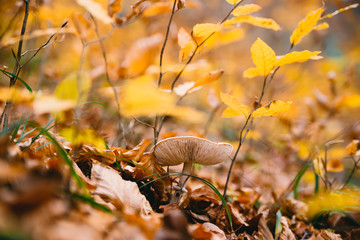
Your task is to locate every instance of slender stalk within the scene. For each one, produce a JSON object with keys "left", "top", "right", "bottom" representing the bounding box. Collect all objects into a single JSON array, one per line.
[
  {"left": 154, "top": 0, "right": 178, "bottom": 144},
  {"left": 156, "top": 0, "right": 246, "bottom": 138},
  {"left": 222, "top": 45, "right": 294, "bottom": 198},
  {"left": 340, "top": 156, "right": 360, "bottom": 189},
  {"left": 1, "top": 0, "right": 30, "bottom": 130}
]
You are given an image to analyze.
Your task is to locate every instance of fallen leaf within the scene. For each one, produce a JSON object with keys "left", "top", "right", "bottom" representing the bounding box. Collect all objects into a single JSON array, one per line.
[{"left": 91, "top": 163, "right": 153, "bottom": 215}]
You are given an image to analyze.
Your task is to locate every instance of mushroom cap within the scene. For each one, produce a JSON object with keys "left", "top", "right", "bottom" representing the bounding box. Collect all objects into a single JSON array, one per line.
[{"left": 152, "top": 136, "right": 233, "bottom": 166}]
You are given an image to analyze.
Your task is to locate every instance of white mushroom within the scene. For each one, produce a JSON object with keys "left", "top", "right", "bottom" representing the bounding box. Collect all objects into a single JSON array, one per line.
[{"left": 152, "top": 136, "right": 233, "bottom": 203}]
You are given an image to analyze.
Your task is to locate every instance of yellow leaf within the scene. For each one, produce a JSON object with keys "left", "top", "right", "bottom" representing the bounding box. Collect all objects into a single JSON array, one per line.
[
  {"left": 232, "top": 4, "right": 261, "bottom": 16},
  {"left": 220, "top": 92, "right": 250, "bottom": 118},
  {"left": 142, "top": 2, "right": 172, "bottom": 17},
  {"left": 168, "top": 106, "right": 205, "bottom": 123},
  {"left": 108, "top": 0, "right": 122, "bottom": 17},
  {"left": 224, "top": 16, "right": 280, "bottom": 31},
  {"left": 120, "top": 75, "right": 176, "bottom": 117},
  {"left": 340, "top": 94, "right": 360, "bottom": 108},
  {"left": 33, "top": 95, "right": 75, "bottom": 115},
  {"left": 290, "top": 7, "right": 324, "bottom": 45},
  {"left": 326, "top": 159, "right": 344, "bottom": 172},
  {"left": 187, "top": 69, "right": 224, "bottom": 93},
  {"left": 249, "top": 38, "right": 277, "bottom": 76},
  {"left": 225, "top": 0, "right": 242, "bottom": 5},
  {"left": 346, "top": 140, "right": 359, "bottom": 155},
  {"left": 0, "top": 87, "right": 33, "bottom": 104},
  {"left": 321, "top": 3, "right": 359, "bottom": 20},
  {"left": 60, "top": 127, "right": 106, "bottom": 150},
  {"left": 193, "top": 23, "right": 222, "bottom": 38},
  {"left": 313, "top": 22, "right": 329, "bottom": 30},
  {"left": 243, "top": 67, "right": 260, "bottom": 78},
  {"left": 252, "top": 100, "right": 292, "bottom": 117},
  {"left": 124, "top": 34, "right": 162, "bottom": 76},
  {"left": 77, "top": 0, "right": 113, "bottom": 24},
  {"left": 54, "top": 72, "right": 91, "bottom": 104},
  {"left": 178, "top": 28, "right": 196, "bottom": 61},
  {"left": 276, "top": 50, "right": 322, "bottom": 66}
]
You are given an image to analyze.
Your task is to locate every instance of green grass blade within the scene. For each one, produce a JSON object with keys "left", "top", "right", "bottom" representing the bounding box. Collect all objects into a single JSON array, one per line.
[
  {"left": 11, "top": 118, "right": 24, "bottom": 141},
  {"left": 293, "top": 162, "right": 312, "bottom": 199},
  {"left": 0, "top": 69, "right": 33, "bottom": 93},
  {"left": 70, "top": 192, "right": 112, "bottom": 213},
  {"left": 17, "top": 115, "right": 29, "bottom": 143},
  {"left": 27, "top": 122, "right": 87, "bottom": 193},
  {"left": 275, "top": 209, "right": 282, "bottom": 235},
  {"left": 314, "top": 172, "right": 319, "bottom": 197}
]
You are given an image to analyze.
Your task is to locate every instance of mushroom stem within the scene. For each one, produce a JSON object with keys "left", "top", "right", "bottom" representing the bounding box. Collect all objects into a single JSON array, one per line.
[{"left": 170, "top": 162, "right": 193, "bottom": 204}]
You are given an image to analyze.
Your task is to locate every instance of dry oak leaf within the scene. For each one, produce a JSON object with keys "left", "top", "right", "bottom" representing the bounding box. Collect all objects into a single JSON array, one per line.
[
  {"left": 290, "top": 7, "right": 324, "bottom": 45},
  {"left": 220, "top": 92, "right": 251, "bottom": 118},
  {"left": 252, "top": 100, "right": 292, "bottom": 117},
  {"left": 91, "top": 163, "right": 153, "bottom": 215},
  {"left": 193, "top": 23, "right": 222, "bottom": 38},
  {"left": 279, "top": 217, "right": 296, "bottom": 240},
  {"left": 243, "top": 38, "right": 276, "bottom": 78}
]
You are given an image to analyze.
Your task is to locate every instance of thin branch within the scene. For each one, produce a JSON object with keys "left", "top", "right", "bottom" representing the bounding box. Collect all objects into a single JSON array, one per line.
[
  {"left": 155, "top": 0, "right": 245, "bottom": 140},
  {"left": 340, "top": 156, "right": 360, "bottom": 189},
  {"left": 1, "top": 0, "right": 30, "bottom": 130}
]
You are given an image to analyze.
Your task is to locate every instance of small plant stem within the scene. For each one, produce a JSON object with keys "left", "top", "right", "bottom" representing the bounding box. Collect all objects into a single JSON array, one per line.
[
  {"left": 90, "top": 14, "right": 125, "bottom": 146},
  {"left": 1, "top": 0, "right": 30, "bottom": 130},
  {"left": 204, "top": 106, "right": 220, "bottom": 136},
  {"left": 155, "top": 1, "right": 245, "bottom": 139},
  {"left": 222, "top": 44, "right": 294, "bottom": 199},
  {"left": 340, "top": 156, "right": 360, "bottom": 189},
  {"left": 154, "top": 0, "right": 178, "bottom": 144}
]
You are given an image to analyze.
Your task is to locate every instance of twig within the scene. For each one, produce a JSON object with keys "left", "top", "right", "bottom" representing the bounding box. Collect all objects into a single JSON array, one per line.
[
  {"left": 154, "top": 0, "right": 178, "bottom": 144},
  {"left": 1, "top": 0, "right": 30, "bottom": 130},
  {"left": 340, "top": 156, "right": 360, "bottom": 189},
  {"left": 323, "top": 139, "right": 344, "bottom": 190},
  {"left": 222, "top": 45, "right": 294, "bottom": 198},
  {"left": 155, "top": 0, "right": 245, "bottom": 140}
]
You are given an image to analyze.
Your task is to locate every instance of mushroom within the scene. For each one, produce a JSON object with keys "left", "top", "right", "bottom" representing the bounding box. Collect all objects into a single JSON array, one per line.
[{"left": 152, "top": 136, "right": 233, "bottom": 203}]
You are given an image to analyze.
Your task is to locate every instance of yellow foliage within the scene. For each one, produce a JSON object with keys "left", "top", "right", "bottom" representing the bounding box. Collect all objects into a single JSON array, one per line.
[
  {"left": 232, "top": 4, "right": 261, "bottom": 16},
  {"left": 60, "top": 127, "right": 106, "bottom": 150},
  {"left": 178, "top": 28, "right": 196, "bottom": 61},
  {"left": 290, "top": 7, "right": 324, "bottom": 45},
  {"left": 33, "top": 95, "right": 75, "bottom": 115},
  {"left": 187, "top": 69, "right": 224, "bottom": 93},
  {"left": 307, "top": 190, "right": 360, "bottom": 219},
  {"left": 193, "top": 23, "right": 222, "bottom": 38},
  {"left": 54, "top": 72, "right": 91, "bottom": 104},
  {"left": 340, "top": 94, "right": 360, "bottom": 108},
  {"left": 224, "top": 16, "right": 280, "bottom": 31},
  {"left": 142, "top": 2, "right": 172, "bottom": 17},
  {"left": 313, "top": 22, "right": 329, "bottom": 30},
  {"left": 107, "top": 0, "right": 122, "bottom": 18},
  {"left": 346, "top": 140, "right": 359, "bottom": 155},
  {"left": 225, "top": 0, "right": 242, "bottom": 5},
  {"left": 243, "top": 68, "right": 260, "bottom": 78},
  {"left": 245, "top": 38, "right": 277, "bottom": 77},
  {"left": 76, "top": 0, "right": 113, "bottom": 24},
  {"left": 0, "top": 87, "right": 33, "bottom": 104},
  {"left": 252, "top": 100, "right": 292, "bottom": 117},
  {"left": 220, "top": 92, "right": 251, "bottom": 118},
  {"left": 276, "top": 50, "right": 322, "bottom": 66}
]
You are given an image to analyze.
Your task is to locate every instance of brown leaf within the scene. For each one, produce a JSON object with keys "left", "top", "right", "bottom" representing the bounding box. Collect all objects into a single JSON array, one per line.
[
  {"left": 279, "top": 216, "right": 296, "bottom": 240},
  {"left": 91, "top": 163, "right": 153, "bottom": 215}
]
